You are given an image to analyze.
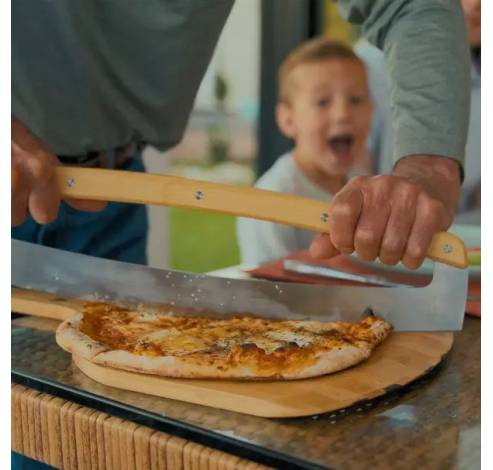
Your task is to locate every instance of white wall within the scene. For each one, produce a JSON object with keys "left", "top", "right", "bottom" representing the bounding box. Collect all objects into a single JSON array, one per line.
[
  {"left": 194, "top": 0, "right": 260, "bottom": 114},
  {"left": 143, "top": 147, "right": 169, "bottom": 269},
  {"left": 144, "top": 0, "right": 260, "bottom": 268}
]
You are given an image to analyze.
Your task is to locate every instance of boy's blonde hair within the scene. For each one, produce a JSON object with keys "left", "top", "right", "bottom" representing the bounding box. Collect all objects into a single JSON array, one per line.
[{"left": 278, "top": 38, "right": 363, "bottom": 103}]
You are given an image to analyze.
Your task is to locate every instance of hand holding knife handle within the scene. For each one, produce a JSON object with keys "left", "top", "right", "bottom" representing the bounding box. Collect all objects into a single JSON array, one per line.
[{"left": 56, "top": 167, "right": 468, "bottom": 269}]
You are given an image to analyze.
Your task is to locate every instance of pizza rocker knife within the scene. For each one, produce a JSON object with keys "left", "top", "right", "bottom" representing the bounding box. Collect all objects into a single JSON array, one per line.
[{"left": 11, "top": 167, "right": 468, "bottom": 331}]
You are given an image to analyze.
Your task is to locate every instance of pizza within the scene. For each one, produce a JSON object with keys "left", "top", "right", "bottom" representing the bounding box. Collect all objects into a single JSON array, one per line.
[{"left": 56, "top": 302, "right": 392, "bottom": 380}]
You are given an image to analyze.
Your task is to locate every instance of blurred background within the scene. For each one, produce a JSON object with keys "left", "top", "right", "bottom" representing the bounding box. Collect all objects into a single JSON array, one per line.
[
  {"left": 144, "top": 0, "right": 357, "bottom": 272},
  {"left": 143, "top": 0, "right": 480, "bottom": 273}
]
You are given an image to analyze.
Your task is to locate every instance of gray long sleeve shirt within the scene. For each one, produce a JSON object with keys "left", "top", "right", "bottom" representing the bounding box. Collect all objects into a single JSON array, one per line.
[
  {"left": 13, "top": 0, "right": 469, "bottom": 167},
  {"left": 12, "top": 0, "right": 234, "bottom": 155},
  {"left": 338, "top": 0, "right": 470, "bottom": 167}
]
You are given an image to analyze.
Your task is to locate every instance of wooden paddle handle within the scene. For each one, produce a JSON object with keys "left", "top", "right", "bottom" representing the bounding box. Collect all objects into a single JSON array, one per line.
[
  {"left": 11, "top": 287, "right": 80, "bottom": 321},
  {"left": 56, "top": 167, "right": 468, "bottom": 269}
]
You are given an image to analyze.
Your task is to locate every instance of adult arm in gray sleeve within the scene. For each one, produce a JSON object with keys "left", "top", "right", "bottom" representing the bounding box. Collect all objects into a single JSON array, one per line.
[
  {"left": 311, "top": 1, "right": 467, "bottom": 269},
  {"left": 338, "top": 0, "right": 470, "bottom": 170}
]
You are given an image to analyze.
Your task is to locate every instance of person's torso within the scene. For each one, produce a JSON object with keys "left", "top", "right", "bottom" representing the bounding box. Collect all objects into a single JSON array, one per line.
[{"left": 12, "top": 0, "right": 234, "bottom": 155}]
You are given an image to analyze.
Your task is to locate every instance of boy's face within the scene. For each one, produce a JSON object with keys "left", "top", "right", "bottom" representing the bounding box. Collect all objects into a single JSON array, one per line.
[{"left": 277, "top": 58, "right": 372, "bottom": 177}]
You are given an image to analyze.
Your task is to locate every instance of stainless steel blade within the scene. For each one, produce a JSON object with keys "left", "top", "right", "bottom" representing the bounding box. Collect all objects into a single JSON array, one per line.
[
  {"left": 12, "top": 240, "right": 468, "bottom": 331},
  {"left": 282, "top": 259, "right": 413, "bottom": 288}
]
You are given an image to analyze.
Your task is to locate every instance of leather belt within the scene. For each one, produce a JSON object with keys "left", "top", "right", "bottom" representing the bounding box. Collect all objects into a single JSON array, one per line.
[{"left": 58, "top": 142, "right": 145, "bottom": 168}]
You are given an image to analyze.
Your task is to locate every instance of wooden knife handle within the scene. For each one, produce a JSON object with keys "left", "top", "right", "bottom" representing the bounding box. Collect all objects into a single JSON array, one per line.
[
  {"left": 56, "top": 167, "right": 468, "bottom": 269},
  {"left": 57, "top": 167, "right": 331, "bottom": 231}
]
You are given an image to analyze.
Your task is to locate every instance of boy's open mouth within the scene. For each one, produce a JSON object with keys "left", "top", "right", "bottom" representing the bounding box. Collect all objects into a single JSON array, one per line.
[{"left": 328, "top": 134, "right": 354, "bottom": 157}]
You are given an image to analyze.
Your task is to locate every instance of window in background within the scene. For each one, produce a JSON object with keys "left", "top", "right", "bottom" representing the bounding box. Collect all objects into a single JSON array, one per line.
[
  {"left": 166, "top": 0, "right": 260, "bottom": 272},
  {"left": 166, "top": 0, "right": 259, "bottom": 185}
]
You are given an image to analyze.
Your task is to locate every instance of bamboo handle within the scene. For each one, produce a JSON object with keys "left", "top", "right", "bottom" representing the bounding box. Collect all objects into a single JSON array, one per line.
[
  {"left": 56, "top": 167, "right": 468, "bottom": 269},
  {"left": 57, "top": 166, "right": 330, "bottom": 231}
]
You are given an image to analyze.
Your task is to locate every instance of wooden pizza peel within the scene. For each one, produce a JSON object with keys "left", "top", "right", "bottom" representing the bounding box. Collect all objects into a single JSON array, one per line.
[{"left": 12, "top": 288, "right": 453, "bottom": 418}]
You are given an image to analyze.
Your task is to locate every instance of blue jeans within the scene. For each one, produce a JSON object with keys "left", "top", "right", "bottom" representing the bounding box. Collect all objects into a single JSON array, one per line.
[
  {"left": 12, "top": 157, "right": 148, "bottom": 469},
  {"left": 11, "top": 156, "right": 148, "bottom": 265},
  {"left": 11, "top": 454, "right": 54, "bottom": 470}
]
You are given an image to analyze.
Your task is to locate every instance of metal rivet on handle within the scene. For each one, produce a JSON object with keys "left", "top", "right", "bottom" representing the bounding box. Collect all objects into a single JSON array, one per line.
[
  {"left": 67, "top": 178, "right": 76, "bottom": 188},
  {"left": 320, "top": 213, "right": 329, "bottom": 223},
  {"left": 194, "top": 191, "right": 204, "bottom": 200},
  {"left": 443, "top": 244, "right": 453, "bottom": 254}
]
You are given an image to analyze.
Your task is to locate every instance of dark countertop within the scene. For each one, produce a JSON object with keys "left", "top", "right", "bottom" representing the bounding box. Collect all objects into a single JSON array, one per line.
[{"left": 12, "top": 316, "right": 480, "bottom": 469}]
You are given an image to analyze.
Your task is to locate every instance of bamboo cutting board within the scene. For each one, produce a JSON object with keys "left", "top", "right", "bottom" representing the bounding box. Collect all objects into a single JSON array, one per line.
[{"left": 12, "top": 288, "right": 454, "bottom": 418}]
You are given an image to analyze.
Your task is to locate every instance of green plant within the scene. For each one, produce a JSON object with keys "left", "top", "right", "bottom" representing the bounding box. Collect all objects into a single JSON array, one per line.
[
  {"left": 214, "top": 73, "right": 228, "bottom": 109},
  {"left": 169, "top": 208, "right": 240, "bottom": 273}
]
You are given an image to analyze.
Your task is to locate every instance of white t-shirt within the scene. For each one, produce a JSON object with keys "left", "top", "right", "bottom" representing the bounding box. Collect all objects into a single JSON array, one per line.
[{"left": 237, "top": 153, "right": 336, "bottom": 265}]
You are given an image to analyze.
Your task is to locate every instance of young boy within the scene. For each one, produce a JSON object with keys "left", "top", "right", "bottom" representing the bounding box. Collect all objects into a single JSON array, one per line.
[{"left": 237, "top": 38, "right": 373, "bottom": 265}]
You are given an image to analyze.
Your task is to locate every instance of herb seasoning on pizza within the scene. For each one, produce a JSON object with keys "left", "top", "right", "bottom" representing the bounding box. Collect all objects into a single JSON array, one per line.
[{"left": 56, "top": 302, "right": 392, "bottom": 380}]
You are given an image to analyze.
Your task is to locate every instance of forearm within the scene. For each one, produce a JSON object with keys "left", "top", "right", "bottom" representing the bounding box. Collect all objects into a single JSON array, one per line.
[
  {"left": 392, "top": 155, "right": 461, "bottom": 220},
  {"left": 339, "top": 0, "right": 471, "bottom": 169}
]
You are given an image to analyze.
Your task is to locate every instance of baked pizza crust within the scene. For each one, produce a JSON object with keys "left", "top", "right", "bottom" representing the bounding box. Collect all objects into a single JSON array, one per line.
[
  {"left": 56, "top": 303, "right": 392, "bottom": 380},
  {"left": 56, "top": 313, "right": 110, "bottom": 360}
]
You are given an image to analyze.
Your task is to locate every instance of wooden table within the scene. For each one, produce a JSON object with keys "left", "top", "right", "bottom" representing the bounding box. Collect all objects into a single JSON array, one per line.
[{"left": 11, "top": 312, "right": 480, "bottom": 469}]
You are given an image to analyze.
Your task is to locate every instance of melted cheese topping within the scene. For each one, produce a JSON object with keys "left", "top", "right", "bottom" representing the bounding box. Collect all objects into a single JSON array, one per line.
[{"left": 79, "top": 302, "right": 389, "bottom": 363}]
